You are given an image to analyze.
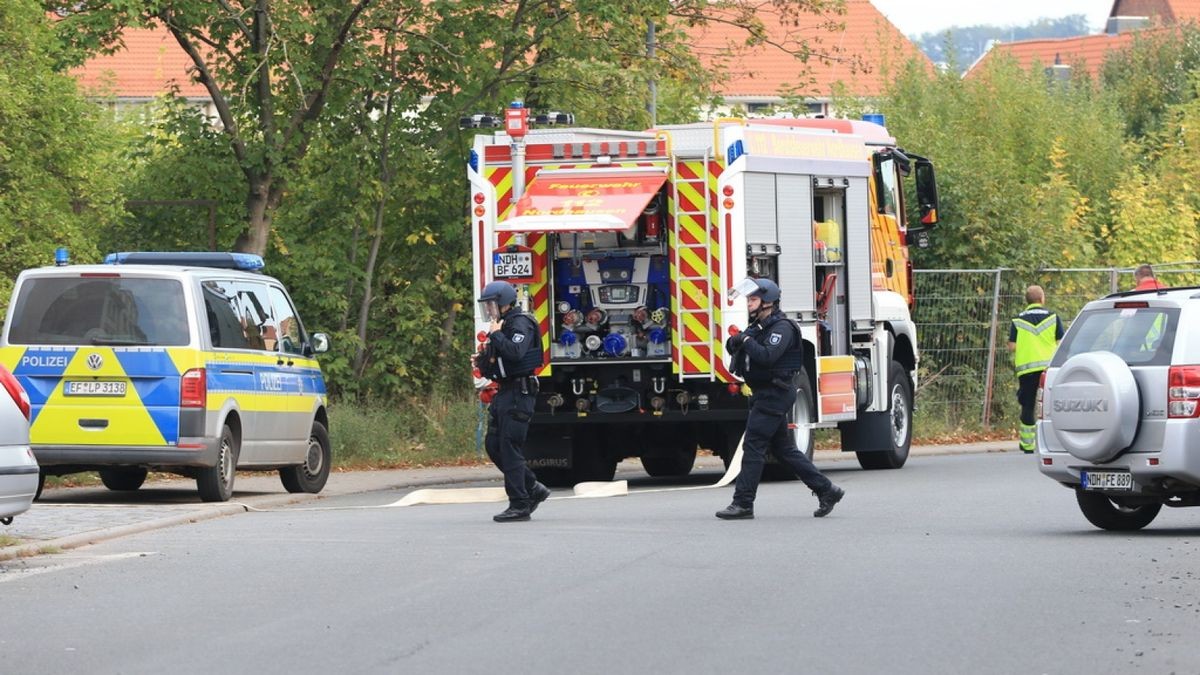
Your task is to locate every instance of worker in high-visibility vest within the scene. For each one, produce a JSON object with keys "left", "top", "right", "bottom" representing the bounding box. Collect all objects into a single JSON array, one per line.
[
  {"left": 1007, "top": 285, "right": 1064, "bottom": 454},
  {"left": 1131, "top": 264, "right": 1167, "bottom": 350}
]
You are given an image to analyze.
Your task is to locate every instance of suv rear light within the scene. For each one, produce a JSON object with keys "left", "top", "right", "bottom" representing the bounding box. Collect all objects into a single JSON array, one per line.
[
  {"left": 1168, "top": 365, "right": 1200, "bottom": 418},
  {"left": 1036, "top": 370, "right": 1047, "bottom": 420},
  {"left": 181, "top": 368, "right": 207, "bottom": 408},
  {"left": 0, "top": 366, "right": 31, "bottom": 421}
]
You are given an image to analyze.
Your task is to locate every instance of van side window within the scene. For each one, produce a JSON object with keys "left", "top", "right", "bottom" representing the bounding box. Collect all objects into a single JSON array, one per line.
[
  {"left": 202, "top": 280, "right": 278, "bottom": 352},
  {"left": 202, "top": 281, "right": 249, "bottom": 350},
  {"left": 232, "top": 282, "right": 278, "bottom": 352},
  {"left": 267, "top": 285, "right": 308, "bottom": 355}
]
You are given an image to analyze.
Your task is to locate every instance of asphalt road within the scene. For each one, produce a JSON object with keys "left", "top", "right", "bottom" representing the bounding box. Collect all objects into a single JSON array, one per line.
[{"left": 2, "top": 452, "right": 1199, "bottom": 674}]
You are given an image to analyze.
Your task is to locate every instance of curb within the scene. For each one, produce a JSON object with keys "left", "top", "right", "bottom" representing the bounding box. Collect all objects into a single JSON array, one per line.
[{"left": 2, "top": 441, "right": 1013, "bottom": 561}]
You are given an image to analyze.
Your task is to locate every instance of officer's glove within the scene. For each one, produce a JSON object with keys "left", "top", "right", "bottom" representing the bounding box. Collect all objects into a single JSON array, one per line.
[
  {"left": 743, "top": 324, "right": 762, "bottom": 338},
  {"left": 726, "top": 332, "right": 747, "bottom": 352}
]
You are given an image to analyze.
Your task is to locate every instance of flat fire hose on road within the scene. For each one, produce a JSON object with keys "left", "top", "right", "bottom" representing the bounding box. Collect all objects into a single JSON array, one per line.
[{"left": 227, "top": 436, "right": 744, "bottom": 513}]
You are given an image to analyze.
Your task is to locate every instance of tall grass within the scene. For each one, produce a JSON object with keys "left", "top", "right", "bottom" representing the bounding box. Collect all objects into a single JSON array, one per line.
[{"left": 329, "top": 393, "right": 485, "bottom": 469}]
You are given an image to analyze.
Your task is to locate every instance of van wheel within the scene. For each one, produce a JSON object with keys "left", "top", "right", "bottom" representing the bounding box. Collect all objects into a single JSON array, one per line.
[
  {"left": 280, "top": 422, "right": 332, "bottom": 494},
  {"left": 197, "top": 425, "right": 238, "bottom": 502},
  {"left": 842, "top": 361, "right": 912, "bottom": 470},
  {"left": 34, "top": 471, "right": 45, "bottom": 501},
  {"left": 1075, "top": 490, "right": 1162, "bottom": 531},
  {"left": 99, "top": 468, "right": 148, "bottom": 492}
]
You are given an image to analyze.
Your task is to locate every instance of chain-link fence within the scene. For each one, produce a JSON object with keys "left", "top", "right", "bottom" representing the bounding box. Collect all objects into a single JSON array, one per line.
[{"left": 912, "top": 264, "right": 1200, "bottom": 434}]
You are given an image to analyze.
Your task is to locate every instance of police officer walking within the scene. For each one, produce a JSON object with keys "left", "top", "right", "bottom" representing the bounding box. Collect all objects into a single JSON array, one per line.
[
  {"left": 716, "top": 278, "right": 844, "bottom": 520},
  {"left": 474, "top": 281, "right": 551, "bottom": 522},
  {"left": 1006, "top": 285, "right": 1064, "bottom": 454}
]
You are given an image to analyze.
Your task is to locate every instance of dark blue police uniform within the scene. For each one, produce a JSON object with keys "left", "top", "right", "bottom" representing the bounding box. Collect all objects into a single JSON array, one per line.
[
  {"left": 479, "top": 307, "right": 547, "bottom": 518},
  {"left": 724, "top": 308, "right": 838, "bottom": 516}
]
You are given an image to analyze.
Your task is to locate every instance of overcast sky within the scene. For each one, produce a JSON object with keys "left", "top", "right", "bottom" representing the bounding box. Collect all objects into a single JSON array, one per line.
[{"left": 870, "top": 0, "right": 1113, "bottom": 36}]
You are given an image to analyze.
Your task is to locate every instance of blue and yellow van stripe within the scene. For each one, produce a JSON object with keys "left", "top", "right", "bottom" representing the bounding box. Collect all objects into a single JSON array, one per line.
[{"left": 0, "top": 346, "right": 326, "bottom": 447}]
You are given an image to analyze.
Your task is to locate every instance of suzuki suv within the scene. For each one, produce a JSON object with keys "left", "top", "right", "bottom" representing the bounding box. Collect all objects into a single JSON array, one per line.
[
  {"left": 0, "top": 252, "right": 332, "bottom": 502},
  {"left": 1037, "top": 286, "right": 1200, "bottom": 530}
]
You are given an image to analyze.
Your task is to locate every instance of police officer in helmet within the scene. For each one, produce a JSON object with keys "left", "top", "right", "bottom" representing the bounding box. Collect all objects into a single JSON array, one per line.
[
  {"left": 474, "top": 280, "right": 551, "bottom": 522},
  {"left": 717, "top": 277, "right": 844, "bottom": 520}
]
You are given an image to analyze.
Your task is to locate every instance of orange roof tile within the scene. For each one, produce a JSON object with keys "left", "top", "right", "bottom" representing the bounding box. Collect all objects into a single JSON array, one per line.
[
  {"left": 1110, "top": 0, "right": 1200, "bottom": 22},
  {"left": 71, "top": 23, "right": 208, "bottom": 99},
  {"left": 682, "top": 0, "right": 929, "bottom": 99},
  {"left": 966, "top": 28, "right": 1175, "bottom": 79}
]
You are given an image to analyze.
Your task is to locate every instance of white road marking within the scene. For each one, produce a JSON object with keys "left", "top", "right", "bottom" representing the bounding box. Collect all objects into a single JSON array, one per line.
[{"left": 0, "top": 552, "right": 157, "bottom": 583}]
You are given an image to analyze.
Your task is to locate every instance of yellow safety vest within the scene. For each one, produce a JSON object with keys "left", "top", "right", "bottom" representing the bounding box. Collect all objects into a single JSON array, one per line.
[{"left": 1013, "top": 304, "right": 1059, "bottom": 376}]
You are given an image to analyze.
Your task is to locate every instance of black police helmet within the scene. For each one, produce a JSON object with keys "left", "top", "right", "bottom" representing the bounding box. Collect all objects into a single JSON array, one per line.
[
  {"left": 749, "top": 278, "right": 781, "bottom": 303},
  {"left": 479, "top": 280, "right": 518, "bottom": 308}
]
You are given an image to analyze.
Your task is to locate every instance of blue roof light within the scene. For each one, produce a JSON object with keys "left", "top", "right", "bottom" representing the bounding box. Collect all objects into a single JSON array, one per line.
[
  {"left": 104, "top": 252, "right": 265, "bottom": 271},
  {"left": 862, "top": 113, "right": 886, "bottom": 128}
]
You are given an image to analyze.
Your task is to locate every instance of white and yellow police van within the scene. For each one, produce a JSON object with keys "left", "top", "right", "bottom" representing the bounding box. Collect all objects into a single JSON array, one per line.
[{"left": 0, "top": 252, "right": 331, "bottom": 502}]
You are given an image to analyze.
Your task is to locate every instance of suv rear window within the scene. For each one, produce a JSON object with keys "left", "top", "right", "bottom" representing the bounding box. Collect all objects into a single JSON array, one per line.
[
  {"left": 6, "top": 277, "right": 190, "bottom": 346},
  {"left": 1051, "top": 306, "right": 1180, "bottom": 368}
]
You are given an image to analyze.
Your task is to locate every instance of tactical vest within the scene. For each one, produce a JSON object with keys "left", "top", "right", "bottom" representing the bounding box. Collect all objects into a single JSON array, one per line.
[
  {"left": 482, "top": 312, "right": 543, "bottom": 380},
  {"left": 1012, "top": 303, "right": 1058, "bottom": 376},
  {"left": 739, "top": 312, "right": 804, "bottom": 383}
]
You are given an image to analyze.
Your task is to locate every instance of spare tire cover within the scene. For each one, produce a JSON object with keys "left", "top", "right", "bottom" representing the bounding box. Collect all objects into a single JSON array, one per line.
[{"left": 1047, "top": 351, "right": 1139, "bottom": 463}]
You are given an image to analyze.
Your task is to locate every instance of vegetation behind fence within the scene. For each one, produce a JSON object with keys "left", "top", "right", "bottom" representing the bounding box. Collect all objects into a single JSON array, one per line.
[{"left": 912, "top": 265, "right": 1200, "bottom": 435}]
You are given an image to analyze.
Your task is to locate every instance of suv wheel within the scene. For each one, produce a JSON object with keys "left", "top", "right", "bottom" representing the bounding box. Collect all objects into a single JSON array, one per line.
[
  {"left": 280, "top": 421, "right": 331, "bottom": 494},
  {"left": 1075, "top": 489, "right": 1161, "bottom": 531},
  {"left": 197, "top": 425, "right": 238, "bottom": 502}
]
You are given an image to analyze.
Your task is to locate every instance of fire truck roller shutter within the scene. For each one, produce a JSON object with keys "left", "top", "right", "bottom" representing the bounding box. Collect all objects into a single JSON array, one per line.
[
  {"left": 743, "top": 173, "right": 777, "bottom": 245},
  {"left": 845, "top": 176, "right": 874, "bottom": 329},
  {"left": 775, "top": 174, "right": 816, "bottom": 316}
]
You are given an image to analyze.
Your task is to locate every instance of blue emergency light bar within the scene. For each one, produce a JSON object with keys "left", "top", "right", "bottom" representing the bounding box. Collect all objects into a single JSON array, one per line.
[{"left": 104, "top": 252, "right": 265, "bottom": 271}]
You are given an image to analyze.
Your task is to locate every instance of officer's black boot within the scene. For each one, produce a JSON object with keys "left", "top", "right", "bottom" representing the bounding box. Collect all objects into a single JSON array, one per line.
[
  {"left": 715, "top": 503, "right": 754, "bottom": 520},
  {"left": 813, "top": 485, "right": 844, "bottom": 518},
  {"left": 494, "top": 501, "right": 533, "bottom": 522},
  {"left": 529, "top": 482, "right": 551, "bottom": 513}
]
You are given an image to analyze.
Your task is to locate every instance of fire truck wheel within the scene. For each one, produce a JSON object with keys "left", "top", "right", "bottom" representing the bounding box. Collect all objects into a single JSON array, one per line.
[
  {"left": 641, "top": 442, "right": 697, "bottom": 477},
  {"left": 712, "top": 422, "right": 745, "bottom": 470},
  {"left": 762, "top": 369, "right": 815, "bottom": 481},
  {"left": 842, "top": 361, "right": 912, "bottom": 470},
  {"left": 569, "top": 430, "right": 618, "bottom": 484}
]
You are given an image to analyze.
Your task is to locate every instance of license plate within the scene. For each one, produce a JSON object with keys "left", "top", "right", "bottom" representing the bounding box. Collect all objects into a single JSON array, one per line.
[
  {"left": 493, "top": 251, "right": 533, "bottom": 279},
  {"left": 63, "top": 381, "right": 127, "bottom": 397},
  {"left": 1081, "top": 471, "right": 1133, "bottom": 491}
]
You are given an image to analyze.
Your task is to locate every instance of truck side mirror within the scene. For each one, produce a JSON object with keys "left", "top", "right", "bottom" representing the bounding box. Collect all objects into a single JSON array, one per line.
[{"left": 912, "top": 158, "right": 939, "bottom": 229}]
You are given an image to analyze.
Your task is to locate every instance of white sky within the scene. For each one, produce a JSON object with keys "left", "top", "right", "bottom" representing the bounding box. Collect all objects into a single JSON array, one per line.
[{"left": 869, "top": 0, "right": 1113, "bottom": 36}]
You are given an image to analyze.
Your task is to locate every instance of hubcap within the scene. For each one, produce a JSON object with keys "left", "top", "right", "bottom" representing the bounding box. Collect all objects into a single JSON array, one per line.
[
  {"left": 890, "top": 383, "right": 909, "bottom": 447},
  {"left": 220, "top": 437, "right": 234, "bottom": 485},
  {"left": 305, "top": 436, "right": 324, "bottom": 478}
]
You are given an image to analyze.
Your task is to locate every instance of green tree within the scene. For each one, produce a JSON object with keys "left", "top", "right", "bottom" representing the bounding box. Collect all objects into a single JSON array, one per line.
[
  {"left": 0, "top": 0, "right": 125, "bottom": 315},
  {"left": 877, "top": 56, "right": 1124, "bottom": 269},
  {"left": 1101, "top": 24, "right": 1200, "bottom": 139}
]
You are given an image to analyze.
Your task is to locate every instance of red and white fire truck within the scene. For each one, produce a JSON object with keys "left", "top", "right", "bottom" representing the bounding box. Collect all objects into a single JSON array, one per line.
[{"left": 468, "top": 107, "right": 940, "bottom": 486}]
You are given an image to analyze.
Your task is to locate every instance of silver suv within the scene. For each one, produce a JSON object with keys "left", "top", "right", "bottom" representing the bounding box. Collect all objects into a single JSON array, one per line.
[{"left": 1038, "top": 286, "right": 1200, "bottom": 530}]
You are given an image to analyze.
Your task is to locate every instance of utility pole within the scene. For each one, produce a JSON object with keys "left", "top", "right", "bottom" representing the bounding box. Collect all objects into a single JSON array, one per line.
[{"left": 647, "top": 20, "right": 657, "bottom": 127}]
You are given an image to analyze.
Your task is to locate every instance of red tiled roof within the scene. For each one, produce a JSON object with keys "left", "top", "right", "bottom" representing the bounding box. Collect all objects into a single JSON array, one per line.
[
  {"left": 71, "top": 23, "right": 208, "bottom": 99},
  {"left": 77, "top": 2, "right": 925, "bottom": 102},
  {"left": 1109, "top": 0, "right": 1200, "bottom": 22},
  {"left": 969, "top": 32, "right": 1150, "bottom": 79},
  {"left": 682, "top": 0, "right": 929, "bottom": 99}
]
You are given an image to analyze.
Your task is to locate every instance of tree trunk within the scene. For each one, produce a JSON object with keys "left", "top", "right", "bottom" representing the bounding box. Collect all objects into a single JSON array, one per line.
[
  {"left": 352, "top": 205, "right": 384, "bottom": 377},
  {"left": 237, "top": 176, "right": 274, "bottom": 255}
]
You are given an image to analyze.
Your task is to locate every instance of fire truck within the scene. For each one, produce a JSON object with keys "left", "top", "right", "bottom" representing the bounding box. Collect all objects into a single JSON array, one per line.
[{"left": 468, "top": 107, "right": 940, "bottom": 487}]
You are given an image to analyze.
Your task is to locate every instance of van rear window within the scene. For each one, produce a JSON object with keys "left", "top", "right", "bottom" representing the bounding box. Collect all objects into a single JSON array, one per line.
[
  {"left": 1051, "top": 307, "right": 1179, "bottom": 368},
  {"left": 6, "top": 277, "right": 189, "bottom": 346}
]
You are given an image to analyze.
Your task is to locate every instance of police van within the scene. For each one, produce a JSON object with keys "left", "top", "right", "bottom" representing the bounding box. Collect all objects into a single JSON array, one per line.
[{"left": 0, "top": 252, "right": 332, "bottom": 502}]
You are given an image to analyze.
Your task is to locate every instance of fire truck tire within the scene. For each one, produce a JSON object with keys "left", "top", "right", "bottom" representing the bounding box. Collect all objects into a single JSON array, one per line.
[
  {"left": 569, "top": 430, "right": 618, "bottom": 484},
  {"left": 526, "top": 427, "right": 574, "bottom": 488},
  {"left": 762, "top": 369, "right": 815, "bottom": 481},
  {"left": 713, "top": 422, "right": 745, "bottom": 470},
  {"left": 641, "top": 443, "right": 697, "bottom": 477},
  {"left": 842, "top": 361, "right": 912, "bottom": 470}
]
